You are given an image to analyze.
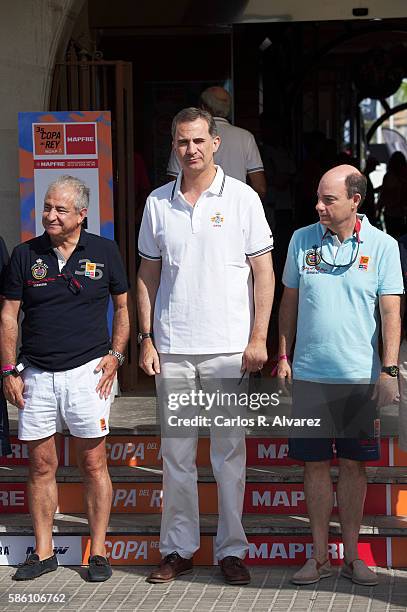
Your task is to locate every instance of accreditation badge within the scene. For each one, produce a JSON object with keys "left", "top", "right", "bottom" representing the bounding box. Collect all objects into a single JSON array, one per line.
[
  {"left": 358, "top": 255, "right": 370, "bottom": 271},
  {"left": 85, "top": 261, "right": 97, "bottom": 278}
]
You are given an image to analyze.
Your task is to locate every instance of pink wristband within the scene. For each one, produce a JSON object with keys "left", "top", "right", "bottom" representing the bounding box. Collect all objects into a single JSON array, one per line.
[
  {"left": 278, "top": 355, "right": 289, "bottom": 361},
  {"left": 1, "top": 364, "right": 15, "bottom": 372}
]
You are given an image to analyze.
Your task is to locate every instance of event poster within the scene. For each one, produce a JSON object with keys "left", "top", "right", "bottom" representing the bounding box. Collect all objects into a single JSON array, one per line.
[{"left": 18, "top": 111, "right": 114, "bottom": 241}]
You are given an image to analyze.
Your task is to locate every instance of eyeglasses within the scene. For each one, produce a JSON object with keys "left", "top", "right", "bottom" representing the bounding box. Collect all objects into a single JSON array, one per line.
[{"left": 318, "top": 229, "right": 360, "bottom": 269}]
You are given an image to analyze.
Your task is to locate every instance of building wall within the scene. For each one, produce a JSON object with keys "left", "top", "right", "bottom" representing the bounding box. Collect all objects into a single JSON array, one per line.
[{"left": 0, "top": 0, "right": 85, "bottom": 252}]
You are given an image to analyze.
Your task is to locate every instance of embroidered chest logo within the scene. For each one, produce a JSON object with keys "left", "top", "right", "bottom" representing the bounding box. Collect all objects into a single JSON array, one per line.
[
  {"left": 31, "top": 258, "right": 48, "bottom": 280},
  {"left": 304, "top": 247, "right": 321, "bottom": 267},
  {"left": 358, "top": 255, "right": 370, "bottom": 271},
  {"left": 210, "top": 212, "right": 224, "bottom": 228},
  {"left": 75, "top": 259, "right": 104, "bottom": 280}
]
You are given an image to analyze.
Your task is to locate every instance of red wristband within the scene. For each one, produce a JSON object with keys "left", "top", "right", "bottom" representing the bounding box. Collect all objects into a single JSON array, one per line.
[
  {"left": 1, "top": 364, "right": 15, "bottom": 372},
  {"left": 278, "top": 355, "right": 289, "bottom": 361}
]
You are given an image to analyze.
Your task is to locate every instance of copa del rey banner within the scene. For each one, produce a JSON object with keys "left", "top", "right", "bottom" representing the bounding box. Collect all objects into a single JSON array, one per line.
[{"left": 18, "top": 111, "right": 114, "bottom": 241}]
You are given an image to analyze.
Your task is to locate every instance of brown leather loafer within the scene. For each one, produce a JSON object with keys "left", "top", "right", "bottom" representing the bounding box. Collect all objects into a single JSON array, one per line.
[
  {"left": 219, "top": 556, "right": 251, "bottom": 585},
  {"left": 147, "top": 552, "right": 193, "bottom": 583}
]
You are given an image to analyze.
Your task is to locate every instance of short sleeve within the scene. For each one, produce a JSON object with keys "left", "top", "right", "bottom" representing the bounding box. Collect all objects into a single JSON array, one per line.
[
  {"left": 246, "top": 133, "right": 264, "bottom": 174},
  {"left": 3, "top": 246, "right": 24, "bottom": 300},
  {"left": 0, "top": 237, "right": 9, "bottom": 295},
  {"left": 378, "top": 238, "right": 404, "bottom": 295},
  {"left": 167, "top": 150, "right": 181, "bottom": 177},
  {"left": 138, "top": 199, "right": 162, "bottom": 261},
  {"left": 108, "top": 240, "right": 129, "bottom": 295},
  {"left": 282, "top": 233, "right": 300, "bottom": 289},
  {"left": 244, "top": 194, "right": 273, "bottom": 257}
]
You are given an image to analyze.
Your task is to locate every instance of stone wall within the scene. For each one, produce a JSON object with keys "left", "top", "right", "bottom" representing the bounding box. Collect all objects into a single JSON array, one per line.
[{"left": 0, "top": 0, "right": 85, "bottom": 251}]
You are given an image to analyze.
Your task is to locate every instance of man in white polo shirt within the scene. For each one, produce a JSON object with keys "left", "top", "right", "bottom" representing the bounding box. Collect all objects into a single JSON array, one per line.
[
  {"left": 137, "top": 107, "right": 274, "bottom": 585},
  {"left": 167, "top": 87, "right": 266, "bottom": 200}
]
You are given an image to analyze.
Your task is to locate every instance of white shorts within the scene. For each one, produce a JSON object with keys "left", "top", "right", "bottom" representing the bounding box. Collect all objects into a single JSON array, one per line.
[{"left": 19, "top": 357, "right": 111, "bottom": 440}]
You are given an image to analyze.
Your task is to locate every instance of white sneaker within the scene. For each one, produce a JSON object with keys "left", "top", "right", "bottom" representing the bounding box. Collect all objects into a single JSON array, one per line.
[
  {"left": 341, "top": 559, "right": 378, "bottom": 586},
  {"left": 291, "top": 558, "right": 332, "bottom": 585}
]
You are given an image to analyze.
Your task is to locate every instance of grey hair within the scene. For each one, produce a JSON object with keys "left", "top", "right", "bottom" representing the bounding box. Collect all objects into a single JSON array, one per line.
[
  {"left": 200, "top": 88, "right": 231, "bottom": 118},
  {"left": 345, "top": 172, "right": 367, "bottom": 204},
  {"left": 45, "top": 175, "right": 90, "bottom": 212},
  {"left": 171, "top": 107, "right": 217, "bottom": 139}
]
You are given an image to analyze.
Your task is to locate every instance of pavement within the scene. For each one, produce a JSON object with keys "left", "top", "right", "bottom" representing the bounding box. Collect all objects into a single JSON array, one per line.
[
  {"left": 1, "top": 397, "right": 406, "bottom": 611},
  {"left": 0, "top": 565, "right": 406, "bottom": 611}
]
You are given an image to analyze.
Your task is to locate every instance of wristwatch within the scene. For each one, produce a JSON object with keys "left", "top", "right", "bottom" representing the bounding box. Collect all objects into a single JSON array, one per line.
[
  {"left": 137, "top": 332, "right": 153, "bottom": 344},
  {"left": 1, "top": 362, "right": 26, "bottom": 379},
  {"left": 381, "top": 365, "right": 399, "bottom": 377},
  {"left": 108, "top": 349, "right": 125, "bottom": 367}
]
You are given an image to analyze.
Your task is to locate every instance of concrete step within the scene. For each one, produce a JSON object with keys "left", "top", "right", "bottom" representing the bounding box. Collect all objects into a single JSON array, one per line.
[
  {"left": 0, "top": 514, "right": 405, "bottom": 567},
  {"left": 1, "top": 512, "right": 407, "bottom": 535},
  {"left": 3, "top": 465, "right": 407, "bottom": 483},
  {"left": 2, "top": 466, "right": 407, "bottom": 515},
  {"left": 3, "top": 435, "right": 407, "bottom": 467}
]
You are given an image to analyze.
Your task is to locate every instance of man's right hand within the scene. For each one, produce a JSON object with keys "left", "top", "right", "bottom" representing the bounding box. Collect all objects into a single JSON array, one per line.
[
  {"left": 139, "top": 339, "right": 161, "bottom": 375},
  {"left": 3, "top": 375, "right": 24, "bottom": 409},
  {"left": 276, "top": 359, "right": 292, "bottom": 394}
]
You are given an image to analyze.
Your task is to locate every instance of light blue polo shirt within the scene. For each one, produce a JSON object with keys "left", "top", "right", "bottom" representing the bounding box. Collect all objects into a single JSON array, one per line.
[{"left": 283, "top": 215, "right": 404, "bottom": 383}]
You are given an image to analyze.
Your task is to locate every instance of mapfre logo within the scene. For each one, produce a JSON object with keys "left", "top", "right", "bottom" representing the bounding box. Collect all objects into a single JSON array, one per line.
[
  {"left": 65, "top": 123, "right": 96, "bottom": 155},
  {"left": 249, "top": 541, "right": 344, "bottom": 560},
  {"left": 251, "top": 488, "right": 305, "bottom": 508},
  {"left": 0, "top": 442, "right": 29, "bottom": 465},
  {"left": 257, "top": 442, "right": 289, "bottom": 460}
]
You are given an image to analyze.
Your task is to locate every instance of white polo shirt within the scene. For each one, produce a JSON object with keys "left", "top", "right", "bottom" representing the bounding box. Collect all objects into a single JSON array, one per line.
[
  {"left": 167, "top": 117, "right": 264, "bottom": 183},
  {"left": 138, "top": 166, "right": 273, "bottom": 354}
]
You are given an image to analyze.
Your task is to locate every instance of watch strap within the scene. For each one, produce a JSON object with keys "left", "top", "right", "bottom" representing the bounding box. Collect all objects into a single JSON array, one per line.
[
  {"left": 109, "top": 349, "right": 125, "bottom": 366},
  {"left": 381, "top": 365, "right": 399, "bottom": 377}
]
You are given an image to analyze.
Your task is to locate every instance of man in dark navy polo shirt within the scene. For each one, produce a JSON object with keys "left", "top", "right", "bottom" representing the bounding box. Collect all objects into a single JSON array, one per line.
[
  {"left": 0, "top": 236, "right": 11, "bottom": 457},
  {"left": 0, "top": 175, "right": 129, "bottom": 582}
]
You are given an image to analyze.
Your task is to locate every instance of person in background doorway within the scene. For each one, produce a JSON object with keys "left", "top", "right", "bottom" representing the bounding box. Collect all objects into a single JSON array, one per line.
[
  {"left": 260, "top": 114, "right": 296, "bottom": 297},
  {"left": 378, "top": 151, "right": 407, "bottom": 238},
  {"left": 167, "top": 86, "right": 267, "bottom": 200},
  {"left": 361, "top": 156, "right": 379, "bottom": 224}
]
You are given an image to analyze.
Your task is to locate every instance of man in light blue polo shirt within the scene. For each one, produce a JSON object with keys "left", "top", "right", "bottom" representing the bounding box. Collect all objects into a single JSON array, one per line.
[{"left": 278, "top": 165, "right": 403, "bottom": 586}]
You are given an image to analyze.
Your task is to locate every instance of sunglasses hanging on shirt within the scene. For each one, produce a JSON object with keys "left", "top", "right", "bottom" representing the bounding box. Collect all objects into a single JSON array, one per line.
[
  {"left": 60, "top": 269, "right": 82, "bottom": 295},
  {"left": 318, "top": 220, "right": 361, "bottom": 269}
]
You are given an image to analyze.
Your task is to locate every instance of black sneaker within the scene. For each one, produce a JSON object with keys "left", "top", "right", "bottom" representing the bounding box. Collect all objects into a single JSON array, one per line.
[
  {"left": 12, "top": 553, "right": 58, "bottom": 581},
  {"left": 87, "top": 555, "right": 112, "bottom": 582}
]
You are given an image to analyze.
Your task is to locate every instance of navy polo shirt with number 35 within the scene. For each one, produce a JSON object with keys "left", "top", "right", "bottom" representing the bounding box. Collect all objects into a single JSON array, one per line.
[{"left": 3, "top": 230, "right": 129, "bottom": 372}]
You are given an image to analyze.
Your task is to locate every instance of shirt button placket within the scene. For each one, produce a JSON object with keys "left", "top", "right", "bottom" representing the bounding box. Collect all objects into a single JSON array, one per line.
[{"left": 191, "top": 198, "right": 202, "bottom": 234}]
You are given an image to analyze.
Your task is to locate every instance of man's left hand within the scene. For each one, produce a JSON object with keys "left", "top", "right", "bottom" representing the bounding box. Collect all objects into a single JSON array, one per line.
[
  {"left": 375, "top": 372, "right": 399, "bottom": 408},
  {"left": 242, "top": 339, "right": 268, "bottom": 373},
  {"left": 95, "top": 354, "right": 119, "bottom": 399}
]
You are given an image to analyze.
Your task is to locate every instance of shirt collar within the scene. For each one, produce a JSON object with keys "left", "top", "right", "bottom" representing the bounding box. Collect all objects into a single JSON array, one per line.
[
  {"left": 320, "top": 214, "right": 367, "bottom": 244},
  {"left": 38, "top": 227, "right": 88, "bottom": 253},
  {"left": 170, "top": 165, "right": 226, "bottom": 202}
]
